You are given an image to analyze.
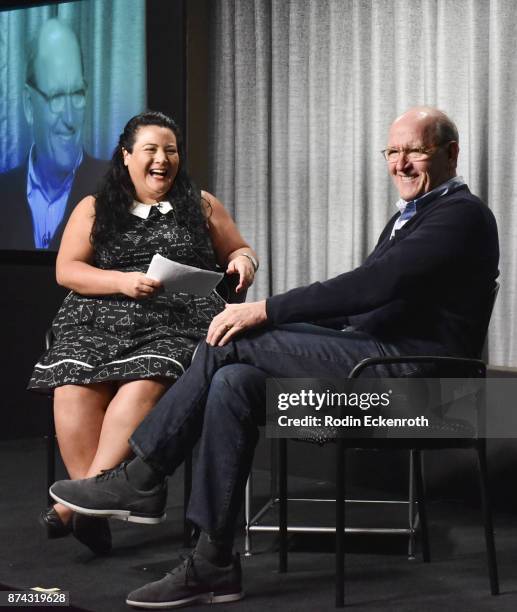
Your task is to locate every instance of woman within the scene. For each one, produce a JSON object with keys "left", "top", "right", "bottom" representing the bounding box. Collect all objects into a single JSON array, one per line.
[{"left": 28, "top": 111, "right": 258, "bottom": 554}]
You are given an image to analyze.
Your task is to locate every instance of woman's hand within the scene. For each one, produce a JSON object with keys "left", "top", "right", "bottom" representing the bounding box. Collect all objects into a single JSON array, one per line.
[
  {"left": 118, "top": 272, "right": 163, "bottom": 299},
  {"left": 207, "top": 300, "right": 267, "bottom": 346},
  {"left": 226, "top": 255, "right": 256, "bottom": 294},
  {"left": 202, "top": 191, "right": 259, "bottom": 292}
]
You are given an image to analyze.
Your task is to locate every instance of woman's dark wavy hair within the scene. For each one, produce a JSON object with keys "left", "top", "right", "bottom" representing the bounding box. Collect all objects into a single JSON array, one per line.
[{"left": 91, "top": 110, "right": 196, "bottom": 250}]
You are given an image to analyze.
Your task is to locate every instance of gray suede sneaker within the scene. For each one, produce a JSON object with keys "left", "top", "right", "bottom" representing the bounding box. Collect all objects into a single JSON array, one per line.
[
  {"left": 126, "top": 551, "right": 244, "bottom": 608},
  {"left": 49, "top": 462, "right": 167, "bottom": 524}
]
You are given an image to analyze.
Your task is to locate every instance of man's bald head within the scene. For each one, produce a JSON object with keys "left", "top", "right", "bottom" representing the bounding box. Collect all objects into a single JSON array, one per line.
[
  {"left": 26, "top": 19, "right": 84, "bottom": 90},
  {"left": 23, "top": 19, "right": 86, "bottom": 181},
  {"left": 386, "top": 107, "right": 460, "bottom": 201},
  {"left": 391, "top": 106, "right": 459, "bottom": 149}
]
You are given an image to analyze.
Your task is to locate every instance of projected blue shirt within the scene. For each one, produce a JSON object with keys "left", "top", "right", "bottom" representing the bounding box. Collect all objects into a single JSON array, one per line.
[{"left": 26, "top": 145, "right": 83, "bottom": 249}]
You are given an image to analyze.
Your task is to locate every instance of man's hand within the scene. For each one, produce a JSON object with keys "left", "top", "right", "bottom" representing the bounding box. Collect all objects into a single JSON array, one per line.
[{"left": 207, "top": 300, "right": 267, "bottom": 346}]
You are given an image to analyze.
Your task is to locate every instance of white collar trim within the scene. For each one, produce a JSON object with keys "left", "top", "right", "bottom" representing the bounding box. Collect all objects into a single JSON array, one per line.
[{"left": 130, "top": 200, "right": 172, "bottom": 219}]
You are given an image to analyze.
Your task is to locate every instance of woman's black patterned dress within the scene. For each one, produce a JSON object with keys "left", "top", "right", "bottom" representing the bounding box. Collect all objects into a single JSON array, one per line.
[{"left": 28, "top": 194, "right": 225, "bottom": 392}]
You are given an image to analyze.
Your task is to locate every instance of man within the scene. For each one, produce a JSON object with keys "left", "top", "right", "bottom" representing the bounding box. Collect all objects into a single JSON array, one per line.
[
  {"left": 0, "top": 19, "right": 106, "bottom": 250},
  {"left": 50, "top": 107, "right": 499, "bottom": 608}
]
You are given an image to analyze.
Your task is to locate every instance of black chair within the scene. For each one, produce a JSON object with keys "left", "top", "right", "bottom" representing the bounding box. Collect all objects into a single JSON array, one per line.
[
  {"left": 277, "top": 285, "right": 500, "bottom": 607},
  {"left": 244, "top": 436, "right": 423, "bottom": 559}
]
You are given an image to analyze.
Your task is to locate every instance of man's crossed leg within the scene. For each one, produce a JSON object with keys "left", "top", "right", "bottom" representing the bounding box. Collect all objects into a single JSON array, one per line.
[{"left": 50, "top": 324, "right": 409, "bottom": 608}]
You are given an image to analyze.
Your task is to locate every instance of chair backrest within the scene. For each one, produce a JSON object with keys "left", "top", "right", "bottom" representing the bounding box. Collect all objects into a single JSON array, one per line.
[{"left": 474, "top": 281, "right": 500, "bottom": 360}]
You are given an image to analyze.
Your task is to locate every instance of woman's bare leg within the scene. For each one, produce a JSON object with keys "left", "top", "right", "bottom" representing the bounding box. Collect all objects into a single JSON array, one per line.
[
  {"left": 84, "top": 378, "right": 170, "bottom": 478},
  {"left": 53, "top": 382, "right": 116, "bottom": 522}
]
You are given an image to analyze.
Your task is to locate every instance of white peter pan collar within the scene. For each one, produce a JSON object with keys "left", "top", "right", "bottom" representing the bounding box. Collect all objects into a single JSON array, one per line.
[{"left": 130, "top": 200, "right": 173, "bottom": 219}]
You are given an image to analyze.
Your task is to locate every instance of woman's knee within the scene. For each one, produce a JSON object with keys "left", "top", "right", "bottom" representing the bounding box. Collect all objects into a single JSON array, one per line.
[
  {"left": 115, "top": 378, "right": 170, "bottom": 407},
  {"left": 54, "top": 382, "right": 115, "bottom": 405}
]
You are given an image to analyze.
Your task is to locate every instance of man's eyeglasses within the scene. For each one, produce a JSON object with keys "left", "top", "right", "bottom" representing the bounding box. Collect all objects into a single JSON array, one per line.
[
  {"left": 381, "top": 142, "right": 454, "bottom": 163},
  {"left": 27, "top": 80, "right": 87, "bottom": 114}
]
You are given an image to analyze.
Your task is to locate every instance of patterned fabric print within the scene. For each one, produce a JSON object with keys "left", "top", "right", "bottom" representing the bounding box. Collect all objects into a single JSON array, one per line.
[{"left": 28, "top": 193, "right": 225, "bottom": 392}]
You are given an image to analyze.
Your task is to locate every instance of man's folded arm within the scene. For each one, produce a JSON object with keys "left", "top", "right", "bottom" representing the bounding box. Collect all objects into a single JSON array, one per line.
[{"left": 266, "top": 201, "right": 497, "bottom": 325}]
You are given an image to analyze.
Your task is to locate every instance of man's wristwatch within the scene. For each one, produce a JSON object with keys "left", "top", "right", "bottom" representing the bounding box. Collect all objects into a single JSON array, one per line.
[{"left": 240, "top": 253, "right": 259, "bottom": 272}]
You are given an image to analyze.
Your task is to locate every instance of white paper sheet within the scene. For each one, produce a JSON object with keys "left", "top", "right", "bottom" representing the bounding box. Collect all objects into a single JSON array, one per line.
[{"left": 146, "top": 253, "right": 223, "bottom": 297}]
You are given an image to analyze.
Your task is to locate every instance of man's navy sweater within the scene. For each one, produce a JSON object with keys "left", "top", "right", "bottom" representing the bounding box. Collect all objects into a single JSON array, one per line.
[{"left": 266, "top": 185, "right": 499, "bottom": 358}]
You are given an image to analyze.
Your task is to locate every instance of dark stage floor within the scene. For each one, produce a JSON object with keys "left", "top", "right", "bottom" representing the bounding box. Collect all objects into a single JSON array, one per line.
[{"left": 1, "top": 438, "right": 517, "bottom": 611}]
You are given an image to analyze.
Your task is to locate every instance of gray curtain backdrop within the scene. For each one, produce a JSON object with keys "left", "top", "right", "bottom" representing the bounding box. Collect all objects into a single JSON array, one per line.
[
  {"left": 0, "top": 0, "right": 146, "bottom": 169},
  {"left": 208, "top": 0, "right": 517, "bottom": 367}
]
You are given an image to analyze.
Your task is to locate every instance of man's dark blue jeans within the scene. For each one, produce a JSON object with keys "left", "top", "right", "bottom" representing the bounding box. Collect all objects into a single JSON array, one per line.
[{"left": 129, "top": 323, "right": 421, "bottom": 540}]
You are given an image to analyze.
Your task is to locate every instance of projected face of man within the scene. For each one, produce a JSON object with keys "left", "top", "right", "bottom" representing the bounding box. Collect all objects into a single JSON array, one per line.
[{"left": 23, "top": 20, "right": 86, "bottom": 189}]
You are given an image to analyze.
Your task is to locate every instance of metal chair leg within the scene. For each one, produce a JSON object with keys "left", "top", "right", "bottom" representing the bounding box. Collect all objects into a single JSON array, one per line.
[
  {"left": 278, "top": 438, "right": 287, "bottom": 573},
  {"left": 244, "top": 475, "right": 252, "bottom": 556},
  {"left": 335, "top": 440, "right": 345, "bottom": 607},
  {"left": 412, "top": 449, "right": 430, "bottom": 562},
  {"left": 46, "top": 399, "right": 55, "bottom": 505},
  {"left": 44, "top": 331, "right": 56, "bottom": 506},
  {"left": 476, "top": 441, "right": 499, "bottom": 595},
  {"left": 408, "top": 450, "right": 416, "bottom": 560}
]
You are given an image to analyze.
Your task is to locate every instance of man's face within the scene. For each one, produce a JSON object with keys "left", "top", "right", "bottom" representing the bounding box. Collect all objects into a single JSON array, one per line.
[
  {"left": 386, "top": 112, "right": 456, "bottom": 201},
  {"left": 26, "top": 34, "right": 85, "bottom": 177}
]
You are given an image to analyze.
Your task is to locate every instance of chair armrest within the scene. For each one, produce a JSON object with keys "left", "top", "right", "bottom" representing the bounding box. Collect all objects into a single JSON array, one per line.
[{"left": 348, "top": 355, "right": 486, "bottom": 379}]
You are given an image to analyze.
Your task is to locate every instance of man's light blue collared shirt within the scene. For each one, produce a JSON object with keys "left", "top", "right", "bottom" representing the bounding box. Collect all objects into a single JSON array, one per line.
[
  {"left": 26, "top": 145, "right": 83, "bottom": 249},
  {"left": 390, "top": 176, "right": 466, "bottom": 239}
]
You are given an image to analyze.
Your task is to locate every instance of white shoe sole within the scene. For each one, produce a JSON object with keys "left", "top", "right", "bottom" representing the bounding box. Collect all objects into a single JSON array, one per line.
[
  {"left": 49, "top": 490, "right": 166, "bottom": 524},
  {"left": 126, "top": 591, "right": 244, "bottom": 608}
]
